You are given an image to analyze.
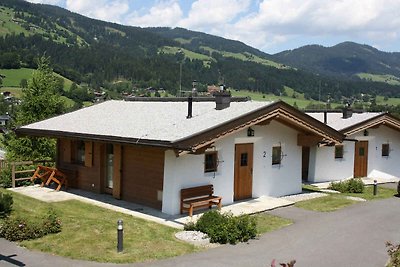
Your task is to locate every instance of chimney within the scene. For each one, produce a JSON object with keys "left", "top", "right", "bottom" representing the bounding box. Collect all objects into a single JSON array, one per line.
[
  {"left": 343, "top": 106, "right": 353, "bottom": 119},
  {"left": 323, "top": 111, "right": 327, "bottom": 124},
  {"left": 215, "top": 91, "right": 231, "bottom": 110},
  {"left": 186, "top": 96, "right": 193, "bottom": 119}
]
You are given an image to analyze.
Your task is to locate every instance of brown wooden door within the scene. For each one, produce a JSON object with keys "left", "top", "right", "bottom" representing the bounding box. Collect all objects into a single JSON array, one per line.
[
  {"left": 302, "top": 146, "right": 310, "bottom": 181},
  {"left": 354, "top": 141, "right": 368, "bottom": 177},
  {"left": 234, "top": 143, "right": 254, "bottom": 201}
]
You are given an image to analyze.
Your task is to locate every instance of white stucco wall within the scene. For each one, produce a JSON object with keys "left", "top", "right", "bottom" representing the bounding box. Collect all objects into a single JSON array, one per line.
[
  {"left": 309, "top": 125, "right": 400, "bottom": 183},
  {"left": 308, "top": 141, "right": 355, "bottom": 182},
  {"left": 162, "top": 121, "right": 303, "bottom": 215},
  {"left": 350, "top": 126, "right": 400, "bottom": 179}
]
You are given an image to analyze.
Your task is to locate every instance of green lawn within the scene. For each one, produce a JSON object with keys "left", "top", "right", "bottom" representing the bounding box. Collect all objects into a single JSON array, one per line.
[
  {"left": 357, "top": 73, "right": 400, "bottom": 85},
  {"left": 295, "top": 194, "right": 357, "bottom": 212},
  {"left": 0, "top": 189, "right": 295, "bottom": 263},
  {"left": 0, "top": 68, "right": 76, "bottom": 90},
  {"left": 0, "top": 68, "right": 33, "bottom": 87},
  {"left": 0, "top": 87, "right": 23, "bottom": 97},
  {"left": 296, "top": 185, "right": 397, "bottom": 212},
  {"left": 231, "top": 89, "right": 327, "bottom": 109},
  {"left": 254, "top": 213, "right": 292, "bottom": 234},
  {"left": 159, "top": 46, "right": 214, "bottom": 67},
  {"left": 2, "top": 189, "right": 199, "bottom": 263},
  {"left": 343, "top": 185, "right": 397, "bottom": 200}
]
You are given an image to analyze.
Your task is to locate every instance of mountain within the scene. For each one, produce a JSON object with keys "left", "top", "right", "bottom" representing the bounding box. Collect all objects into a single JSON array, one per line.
[
  {"left": 1, "top": 0, "right": 400, "bottom": 102},
  {"left": 273, "top": 42, "right": 400, "bottom": 79}
]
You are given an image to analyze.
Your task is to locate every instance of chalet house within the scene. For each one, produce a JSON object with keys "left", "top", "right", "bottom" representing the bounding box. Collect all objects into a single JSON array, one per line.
[
  {"left": 305, "top": 109, "right": 400, "bottom": 183},
  {"left": 17, "top": 95, "right": 343, "bottom": 215}
]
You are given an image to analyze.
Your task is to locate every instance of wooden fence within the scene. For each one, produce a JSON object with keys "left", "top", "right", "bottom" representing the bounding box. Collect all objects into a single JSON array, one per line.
[{"left": 0, "top": 160, "right": 55, "bottom": 188}]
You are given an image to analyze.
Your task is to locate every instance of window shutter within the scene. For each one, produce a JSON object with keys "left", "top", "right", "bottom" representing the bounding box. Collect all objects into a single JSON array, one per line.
[{"left": 84, "top": 141, "right": 93, "bottom": 167}]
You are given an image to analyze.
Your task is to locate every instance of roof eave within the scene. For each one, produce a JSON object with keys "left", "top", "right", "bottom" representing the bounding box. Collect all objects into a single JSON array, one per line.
[
  {"left": 173, "top": 101, "right": 344, "bottom": 154},
  {"left": 15, "top": 127, "right": 179, "bottom": 149},
  {"left": 341, "top": 113, "right": 400, "bottom": 136}
]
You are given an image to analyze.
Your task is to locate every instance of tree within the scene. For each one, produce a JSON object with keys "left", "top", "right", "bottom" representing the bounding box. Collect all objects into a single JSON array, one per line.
[
  {"left": 2, "top": 56, "right": 65, "bottom": 160},
  {"left": 19, "top": 79, "right": 28, "bottom": 89}
]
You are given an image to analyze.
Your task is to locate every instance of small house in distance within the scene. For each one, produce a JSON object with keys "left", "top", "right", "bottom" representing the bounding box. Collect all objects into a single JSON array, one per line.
[
  {"left": 305, "top": 109, "right": 400, "bottom": 183},
  {"left": 17, "top": 95, "right": 343, "bottom": 215}
]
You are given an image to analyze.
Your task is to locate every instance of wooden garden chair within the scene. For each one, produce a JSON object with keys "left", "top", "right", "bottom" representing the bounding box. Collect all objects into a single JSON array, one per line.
[{"left": 31, "top": 165, "right": 53, "bottom": 187}]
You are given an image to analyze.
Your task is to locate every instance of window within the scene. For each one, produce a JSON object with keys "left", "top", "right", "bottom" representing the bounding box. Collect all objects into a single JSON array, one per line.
[
  {"left": 204, "top": 152, "right": 218, "bottom": 173},
  {"left": 72, "top": 140, "right": 85, "bottom": 164},
  {"left": 382, "top": 143, "right": 390, "bottom": 157},
  {"left": 335, "top": 145, "right": 344, "bottom": 159},
  {"left": 272, "top": 146, "right": 282, "bottom": 165},
  {"left": 240, "top": 153, "right": 248, "bottom": 166}
]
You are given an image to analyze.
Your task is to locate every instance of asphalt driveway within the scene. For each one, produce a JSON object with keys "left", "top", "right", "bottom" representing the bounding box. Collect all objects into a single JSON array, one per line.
[{"left": 1, "top": 196, "right": 399, "bottom": 267}]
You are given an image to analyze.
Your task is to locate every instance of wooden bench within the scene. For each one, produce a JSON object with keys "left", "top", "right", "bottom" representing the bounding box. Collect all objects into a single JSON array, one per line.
[
  {"left": 180, "top": 185, "right": 222, "bottom": 217},
  {"left": 31, "top": 165, "right": 68, "bottom": 191}
]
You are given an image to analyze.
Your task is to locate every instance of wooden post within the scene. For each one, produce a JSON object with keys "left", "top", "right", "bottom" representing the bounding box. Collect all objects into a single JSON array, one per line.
[{"left": 11, "top": 162, "right": 15, "bottom": 188}]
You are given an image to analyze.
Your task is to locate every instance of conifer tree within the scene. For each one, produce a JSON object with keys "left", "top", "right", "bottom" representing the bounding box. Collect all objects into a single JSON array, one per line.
[{"left": 2, "top": 56, "right": 65, "bottom": 160}]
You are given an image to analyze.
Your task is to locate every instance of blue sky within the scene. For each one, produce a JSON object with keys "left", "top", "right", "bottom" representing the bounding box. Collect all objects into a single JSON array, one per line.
[{"left": 26, "top": 0, "right": 400, "bottom": 54}]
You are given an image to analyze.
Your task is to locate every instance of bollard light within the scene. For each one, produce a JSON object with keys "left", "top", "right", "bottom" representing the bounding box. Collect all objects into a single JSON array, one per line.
[
  {"left": 117, "top": 219, "right": 123, "bottom": 252},
  {"left": 373, "top": 180, "right": 378, "bottom": 196}
]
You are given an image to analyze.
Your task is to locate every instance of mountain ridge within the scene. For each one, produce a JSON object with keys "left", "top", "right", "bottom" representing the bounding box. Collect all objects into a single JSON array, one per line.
[{"left": 1, "top": 0, "right": 400, "bottom": 102}]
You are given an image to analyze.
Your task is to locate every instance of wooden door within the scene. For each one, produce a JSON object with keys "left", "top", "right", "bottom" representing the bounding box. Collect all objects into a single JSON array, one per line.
[
  {"left": 234, "top": 143, "right": 254, "bottom": 201},
  {"left": 354, "top": 141, "right": 368, "bottom": 177},
  {"left": 302, "top": 146, "right": 310, "bottom": 181}
]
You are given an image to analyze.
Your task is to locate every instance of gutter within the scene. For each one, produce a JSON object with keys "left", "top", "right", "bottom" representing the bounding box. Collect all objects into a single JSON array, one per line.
[{"left": 15, "top": 127, "right": 194, "bottom": 151}]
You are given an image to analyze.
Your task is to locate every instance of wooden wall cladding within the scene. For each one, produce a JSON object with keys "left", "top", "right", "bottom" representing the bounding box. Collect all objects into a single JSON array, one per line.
[{"left": 122, "top": 145, "right": 165, "bottom": 210}]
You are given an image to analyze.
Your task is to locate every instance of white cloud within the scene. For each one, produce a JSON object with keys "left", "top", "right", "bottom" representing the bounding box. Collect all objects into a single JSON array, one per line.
[
  {"left": 23, "top": 0, "right": 400, "bottom": 53},
  {"left": 178, "top": 0, "right": 250, "bottom": 30},
  {"left": 65, "top": 0, "right": 130, "bottom": 24},
  {"left": 230, "top": 0, "right": 400, "bottom": 52},
  {"left": 127, "top": 0, "right": 183, "bottom": 27}
]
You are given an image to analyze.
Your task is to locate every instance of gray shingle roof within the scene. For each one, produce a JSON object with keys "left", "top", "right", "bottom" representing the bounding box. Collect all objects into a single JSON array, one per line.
[
  {"left": 20, "top": 100, "right": 274, "bottom": 142},
  {"left": 306, "top": 112, "right": 383, "bottom": 131}
]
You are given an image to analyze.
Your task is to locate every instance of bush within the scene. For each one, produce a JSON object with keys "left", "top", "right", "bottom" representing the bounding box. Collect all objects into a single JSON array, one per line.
[
  {"left": 0, "top": 192, "right": 13, "bottom": 218},
  {"left": 0, "top": 167, "right": 12, "bottom": 188},
  {"left": 386, "top": 241, "right": 400, "bottom": 267},
  {"left": 329, "top": 178, "right": 364, "bottom": 193},
  {"left": 185, "top": 210, "right": 257, "bottom": 244},
  {"left": 0, "top": 209, "right": 61, "bottom": 241}
]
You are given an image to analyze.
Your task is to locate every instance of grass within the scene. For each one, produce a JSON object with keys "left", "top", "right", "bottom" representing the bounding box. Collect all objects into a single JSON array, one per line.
[
  {"left": 2, "top": 189, "right": 199, "bottom": 263},
  {"left": 356, "top": 73, "right": 400, "bottom": 86},
  {"left": 254, "top": 213, "right": 292, "bottom": 234},
  {"left": 199, "top": 46, "right": 288, "bottom": 69},
  {"left": 0, "top": 87, "right": 23, "bottom": 97},
  {"left": 0, "top": 68, "right": 34, "bottom": 87},
  {"left": 295, "top": 194, "right": 357, "bottom": 212},
  {"left": 0, "top": 7, "right": 30, "bottom": 36},
  {"left": 159, "top": 46, "right": 214, "bottom": 67},
  {"left": 296, "top": 184, "right": 397, "bottom": 212},
  {"left": 343, "top": 185, "right": 397, "bottom": 200},
  {"left": 231, "top": 89, "right": 326, "bottom": 109},
  {"left": 0, "top": 68, "right": 76, "bottom": 91}
]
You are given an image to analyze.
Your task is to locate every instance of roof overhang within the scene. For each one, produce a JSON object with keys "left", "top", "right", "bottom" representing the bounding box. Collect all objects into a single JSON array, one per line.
[
  {"left": 341, "top": 113, "right": 400, "bottom": 136},
  {"left": 173, "top": 101, "right": 344, "bottom": 156},
  {"left": 16, "top": 101, "right": 344, "bottom": 155}
]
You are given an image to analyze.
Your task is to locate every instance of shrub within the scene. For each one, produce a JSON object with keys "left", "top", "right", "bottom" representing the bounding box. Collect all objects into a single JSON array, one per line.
[
  {"left": 347, "top": 178, "right": 364, "bottom": 193},
  {"left": 0, "top": 192, "right": 13, "bottom": 218},
  {"left": 0, "top": 167, "right": 12, "bottom": 188},
  {"left": 329, "top": 178, "right": 364, "bottom": 193},
  {"left": 386, "top": 241, "right": 400, "bottom": 267},
  {"left": 186, "top": 210, "right": 257, "bottom": 244},
  {"left": 397, "top": 181, "right": 400, "bottom": 195},
  {"left": 0, "top": 209, "right": 61, "bottom": 241}
]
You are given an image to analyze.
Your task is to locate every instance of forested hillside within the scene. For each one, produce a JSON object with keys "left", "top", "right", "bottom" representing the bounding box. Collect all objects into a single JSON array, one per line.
[
  {"left": 1, "top": 0, "right": 400, "bottom": 102},
  {"left": 274, "top": 42, "right": 400, "bottom": 78}
]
